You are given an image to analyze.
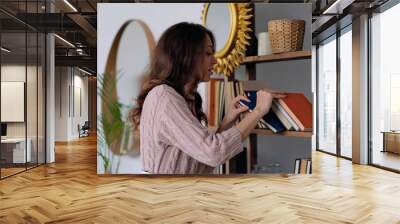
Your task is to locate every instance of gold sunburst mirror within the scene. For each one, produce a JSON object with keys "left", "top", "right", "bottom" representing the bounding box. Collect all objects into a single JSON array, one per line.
[{"left": 201, "top": 3, "right": 252, "bottom": 76}]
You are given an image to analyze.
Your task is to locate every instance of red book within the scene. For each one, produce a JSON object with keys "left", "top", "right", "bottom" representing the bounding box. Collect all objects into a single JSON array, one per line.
[{"left": 277, "top": 93, "right": 312, "bottom": 131}]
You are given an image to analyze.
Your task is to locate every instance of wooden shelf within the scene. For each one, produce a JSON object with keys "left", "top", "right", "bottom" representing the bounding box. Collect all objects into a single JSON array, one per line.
[
  {"left": 241, "top": 51, "right": 311, "bottom": 64},
  {"left": 251, "top": 129, "right": 313, "bottom": 138}
]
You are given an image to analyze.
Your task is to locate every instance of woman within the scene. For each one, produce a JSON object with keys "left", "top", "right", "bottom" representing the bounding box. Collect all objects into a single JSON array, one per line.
[{"left": 130, "top": 22, "right": 285, "bottom": 174}]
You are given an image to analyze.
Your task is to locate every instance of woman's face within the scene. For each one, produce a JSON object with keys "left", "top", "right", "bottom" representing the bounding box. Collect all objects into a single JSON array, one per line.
[{"left": 198, "top": 35, "right": 217, "bottom": 82}]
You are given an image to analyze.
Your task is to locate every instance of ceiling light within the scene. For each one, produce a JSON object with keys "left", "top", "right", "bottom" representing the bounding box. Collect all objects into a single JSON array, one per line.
[
  {"left": 78, "top": 67, "right": 93, "bottom": 76},
  {"left": 54, "top": 34, "right": 75, "bottom": 48},
  {"left": 1, "top": 47, "right": 11, "bottom": 53},
  {"left": 63, "top": 0, "right": 78, "bottom": 12}
]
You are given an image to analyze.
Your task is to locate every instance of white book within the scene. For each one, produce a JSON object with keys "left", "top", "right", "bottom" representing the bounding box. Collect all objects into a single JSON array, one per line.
[
  {"left": 294, "top": 159, "right": 300, "bottom": 174},
  {"left": 275, "top": 101, "right": 300, "bottom": 131},
  {"left": 306, "top": 160, "right": 312, "bottom": 174},
  {"left": 272, "top": 102, "right": 292, "bottom": 130}
]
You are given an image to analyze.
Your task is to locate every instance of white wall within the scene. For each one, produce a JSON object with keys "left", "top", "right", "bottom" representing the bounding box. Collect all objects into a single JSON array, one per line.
[
  {"left": 1, "top": 65, "right": 26, "bottom": 140},
  {"left": 55, "top": 67, "right": 68, "bottom": 141},
  {"left": 97, "top": 3, "right": 204, "bottom": 174},
  {"left": 1, "top": 64, "right": 46, "bottom": 164},
  {"left": 1, "top": 65, "right": 35, "bottom": 137},
  {"left": 55, "top": 67, "right": 89, "bottom": 141}
]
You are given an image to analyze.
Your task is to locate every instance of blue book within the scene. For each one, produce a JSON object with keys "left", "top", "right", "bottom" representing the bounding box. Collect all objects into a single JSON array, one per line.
[
  {"left": 241, "top": 90, "right": 257, "bottom": 110},
  {"left": 240, "top": 90, "right": 286, "bottom": 133}
]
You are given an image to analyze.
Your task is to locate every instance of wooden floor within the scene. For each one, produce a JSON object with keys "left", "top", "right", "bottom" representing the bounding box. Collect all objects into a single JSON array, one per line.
[
  {"left": 372, "top": 150, "right": 400, "bottom": 171},
  {"left": 1, "top": 135, "right": 400, "bottom": 223},
  {"left": 0, "top": 167, "right": 26, "bottom": 178}
]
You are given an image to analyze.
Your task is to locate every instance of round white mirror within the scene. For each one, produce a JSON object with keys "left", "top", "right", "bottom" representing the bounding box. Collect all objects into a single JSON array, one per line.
[
  {"left": 115, "top": 21, "right": 153, "bottom": 114},
  {"left": 102, "top": 20, "right": 155, "bottom": 155},
  {"left": 204, "top": 3, "right": 235, "bottom": 57}
]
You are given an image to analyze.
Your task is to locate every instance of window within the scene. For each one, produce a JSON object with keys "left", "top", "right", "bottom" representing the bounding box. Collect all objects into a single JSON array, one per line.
[
  {"left": 0, "top": 1, "right": 47, "bottom": 179},
  {"left": 339, "top": 26, "right": 352, "bottom": 158},
  {"left": 317, "top": 35, "right": 337, "bottom": 155},
  {"left": 371, "top": 2, "right": 400, "bottom": 171},
  {"left": 316, "top": 24, "right": 353, "bottom": 159}
]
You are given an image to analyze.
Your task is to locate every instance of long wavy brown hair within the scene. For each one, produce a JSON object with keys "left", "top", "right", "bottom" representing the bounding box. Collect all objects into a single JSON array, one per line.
[{"left": 130, "top": 22, "right": 215, "bottom": 130}]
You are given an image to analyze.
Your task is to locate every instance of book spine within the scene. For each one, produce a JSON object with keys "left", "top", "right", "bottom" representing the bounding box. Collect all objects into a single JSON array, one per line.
[
  {"left": 209, "top": 79, "right": 216, "bottom": 127},
  {"left": 294, "top": 159, "right": 300, "bottom": 174},
  {"left": 278, "top": 98, "right": 305, "bottom": 131},
  {"left": 306, "top": 160, "right": 311, "bottom": 174},
  {"left": 275, "top": 101, "right": 300, "bottom": 131},
  {"left": 271, "top": 102, "right": 292, "bottom": 130}
]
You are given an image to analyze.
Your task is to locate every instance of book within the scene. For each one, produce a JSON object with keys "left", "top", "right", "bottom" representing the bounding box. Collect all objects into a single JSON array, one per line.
[
  {"left": 218, "top": 81, "right": 225, "bottom": 124},
  {"left": 208, "top": 79, "right": 216, "bottom": 126},
  {"left": 294, "top": 158, "right": 311, "bottom": 174},
  {"left": 298, "top": 158, "right": 311, "bottom": 174},
  {"left": 306, "top": 159, "right": 312, "bottom": 174},
  {"left": 294, "top": 158, "right": 300, "bottom": 174},
  {"left": 262, "top": 111, "right": 286, "bottom": 133},
  {"left": 214, "top": 80, "right": 220, "bottom": 126},
  {"left": 299, "top": 159, "right": 308, "bottom": 174},
  {"left": 277, "top": 93, "right": 312, "bottom": 131},
  {"left": 271, "top": 102, "right": 292, "bottom": 130},
  {"left": 240, "top": 90, "right": 285, "bottom": 133},
  {"left": 273, "top": 101, "right": 300, "bottom": 131},
  {"left": 208, "top": 79, "right": 226, "bottom": 127}
]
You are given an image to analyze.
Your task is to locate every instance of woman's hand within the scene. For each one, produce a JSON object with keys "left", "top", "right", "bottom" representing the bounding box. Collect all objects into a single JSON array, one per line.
[
  {"left": 225, "top": 95, "right": 250, "bottom": 124},
  {"left": 235, "top": 89, "right": 286, "bottom": 140},
  {"left": 217, "top": 95, "right": 250, "bottom": 132},
  {"left": 254, "top": 89, "right": 287, "bottom": 115}
]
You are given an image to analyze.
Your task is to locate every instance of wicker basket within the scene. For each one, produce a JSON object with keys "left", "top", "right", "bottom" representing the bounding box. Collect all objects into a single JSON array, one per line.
[{"left": 267, "top": 19, "right": 305, "bottom": 54}]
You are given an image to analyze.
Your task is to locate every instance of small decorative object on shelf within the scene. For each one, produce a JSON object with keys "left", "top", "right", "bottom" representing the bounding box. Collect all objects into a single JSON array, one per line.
[
  {"left": 268, "top": 19, "right": 305, "bottom": 54},
  {"left": 257, "top": 32, "right": 272, "bottom": 56}
]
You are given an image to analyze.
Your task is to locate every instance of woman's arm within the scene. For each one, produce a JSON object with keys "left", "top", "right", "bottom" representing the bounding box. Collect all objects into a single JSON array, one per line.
[
  {"left": 216, "top": 116, "right": 235, "bottom": 133},
  {"left": 158, "top": 88, "right": 243, "bottom": 167},
  {"left": 156, "top": 86, "right": 284, "bottom": 167},
  {"left": 235, "top": 107, "right": 264, "bottom": 140},
  {"left": 217, "top": 90, "right": 286, "bottom": 139}
]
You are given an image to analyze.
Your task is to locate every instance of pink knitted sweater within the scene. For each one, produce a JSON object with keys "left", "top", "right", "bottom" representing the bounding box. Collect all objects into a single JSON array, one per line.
[{"left": 140, "top": 84, "right": 243, "bottom": 174}]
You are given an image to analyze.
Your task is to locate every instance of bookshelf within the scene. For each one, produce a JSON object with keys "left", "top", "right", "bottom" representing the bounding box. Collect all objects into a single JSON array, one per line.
[
  {"left": 214, "top": 51, "right": 313, "bottom": 174},
  {"left": 239, "top": 50, "right": 313, "bottom": 174},
  {"left": 207, "top": 5, "right": 313, "bottom": 174},
  {"left": 242, "top": 51, "right": 311, "bottom": 64},
  {"left": 251, "top": 129, "right": 312, "bottom": 138}
]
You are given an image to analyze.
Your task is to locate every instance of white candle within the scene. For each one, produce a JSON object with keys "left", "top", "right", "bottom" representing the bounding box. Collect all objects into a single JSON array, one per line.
[{"left": 258, "top": 32, "right": 272, "bottom": 56}]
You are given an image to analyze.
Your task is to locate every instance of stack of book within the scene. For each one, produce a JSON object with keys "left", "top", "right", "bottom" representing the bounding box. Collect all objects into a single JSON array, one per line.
[
  {"left": 208, "top": 79, "right": 244, "bottom": 127},
  {"left": 240, "top": 90, "right": 312, "bottom": 133},
  {"left": 294, "top": 158, "right": 311, "bottom": 174},
  {"left": 208, "top": 79, "right": 312, "bottom": 134}
]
